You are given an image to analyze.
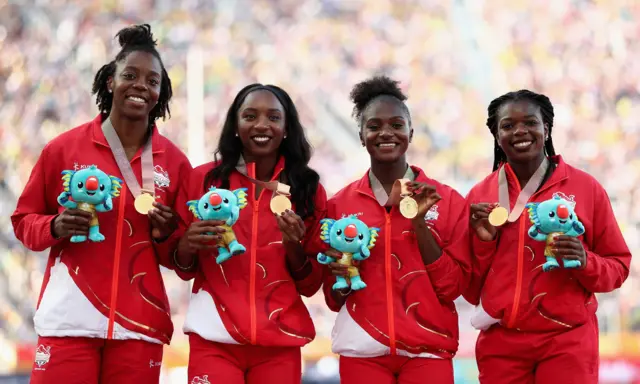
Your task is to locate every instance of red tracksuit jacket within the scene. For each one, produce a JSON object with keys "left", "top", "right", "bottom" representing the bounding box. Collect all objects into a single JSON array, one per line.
[
  {"left": 319, "top": 166, "right": 472, "bottom": 359},
  {"left": 464, "top": 155, "right": 631, "bottom": 332},
  {"left": 11, "top": 114, "right": 191, "bottom": 344},
  {"left": 174, "top": 157, "right": 327, "bottom": 347}
]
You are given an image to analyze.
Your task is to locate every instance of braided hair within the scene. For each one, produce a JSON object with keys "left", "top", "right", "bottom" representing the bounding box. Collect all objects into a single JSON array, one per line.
[
  {"left": 91, "top": 24, "right": 172, "bottom": 129},
  {"left": 486, "top": 90, "right": 556, "bottom": 171},
  {"left": 350, "top": 75, "right": 411, "bottom": 127}
]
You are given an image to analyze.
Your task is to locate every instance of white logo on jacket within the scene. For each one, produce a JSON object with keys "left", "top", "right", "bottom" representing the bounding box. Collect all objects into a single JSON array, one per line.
[
  {"left": 73, "top": 162, "right": 91, "bottom": 171},
  {"left": 154, "top": 165, "right": 170, "bottom": 190},
  {"left": 341, "top": 212, "right": 364, "bottom": 218},
  {"left": 149, "top": 359, "right": 161, "bottom": 368},
  {"left": 34, "top": 345, "right": 51, "bottom": 369},
  {"left": 425, "top": 204, "right": 439, "bottom": 221},
  {"left": 191, "top": 375, "right": 211, "bottom": 384},
  {"left": 552, "top": 192, "right": 576, "bottom": 208}
]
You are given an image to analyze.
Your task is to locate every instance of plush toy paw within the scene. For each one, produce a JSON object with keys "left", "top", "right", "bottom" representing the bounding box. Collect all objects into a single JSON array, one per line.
[
  {"left": 228, "top": 240, "right": 246, "bottom": 256},
  {"left": 542, "top": 256, "right": 560, "bottom": 272},
  {"left": 216, "top": 248, "right": 232, "bottom": 264},
  {"left": 332, "top": 277, "right": 349, "bottom": 290},
  {"left": 350, "top": 276, "right": 367, "bottom": 290},
  {"left": 562, "top": 259, "right": 581, "bottom": 269},
  {"left": 70, "top": 235, "right": 87, "bottom": 243}
]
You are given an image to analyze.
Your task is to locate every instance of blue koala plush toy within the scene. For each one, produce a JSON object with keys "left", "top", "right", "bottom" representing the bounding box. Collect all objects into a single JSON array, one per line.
[
  {"left": 317, "top": 215, "right": 380, "bottom": 291},
  {"left": 57, "top": 165, "right": 123, "bottom": 243},
  {"left": 526, "top": 195, "right": 585, "bottom": 272},
  {"left": 187, "top": 187, "right": 248, "bottom": 264}
]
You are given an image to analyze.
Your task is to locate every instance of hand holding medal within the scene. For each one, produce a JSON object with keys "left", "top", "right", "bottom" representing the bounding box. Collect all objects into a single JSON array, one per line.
[
  {"left": 470, "top": 203, "right": 500, "bottom": 242},
  {"left": 403, "top": 181, "right": 441, "bottom": 220}
]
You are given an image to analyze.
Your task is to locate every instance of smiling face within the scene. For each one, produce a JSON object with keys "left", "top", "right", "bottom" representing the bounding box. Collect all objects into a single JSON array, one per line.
[
  {"left": 69, "top": 168, "right": 113, "bottom": 205},
  {"left": 360, "top": 97, "right": 413, "bottom": 163},
  {"left": 236, "top": 89, "right": 286, "bottom": 159},
  {"left": 329, "top": 218, "right": 370, "bottom": 253},
  {"left": 108, "top": 51, "right": 162, "bottom": 121},
  {"left": 495, "top": 100, "right": 548, "bottom": 166},
  {"left": 197, "top": 189, "right": 238, "bottom": 221}
]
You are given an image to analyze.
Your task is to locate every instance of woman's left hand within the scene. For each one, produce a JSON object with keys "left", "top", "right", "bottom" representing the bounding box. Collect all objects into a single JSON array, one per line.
[
  {"left": 552, "top": 235, "right": 587, "bottom": 269},
  {"left": 149, "top": 201, "right": 179, "bottom": 241},
  {"left": 276, "top": 209, "right": 306, "bottom": 244},
  {"left": 407, "top": 181, "right": 441, "bottom": 219}
]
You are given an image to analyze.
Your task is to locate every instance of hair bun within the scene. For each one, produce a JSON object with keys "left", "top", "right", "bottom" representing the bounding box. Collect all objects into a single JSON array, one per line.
[{"left": 116, "top": 24, "right": 156, "bottom": 48}]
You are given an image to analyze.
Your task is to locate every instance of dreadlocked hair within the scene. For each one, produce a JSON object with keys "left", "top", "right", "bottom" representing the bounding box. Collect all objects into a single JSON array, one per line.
[
  {"left": 203, "top": 84, "right": 320, "bottom": 220},
  {"left": 350, "top": 75, "right": 411, "bottom": 127},
  {"left": 91, "top": 24, "right": 172, "bottom": 129},
  {"left": 486, "top": 89, "right": 557, "bottom": 171}
]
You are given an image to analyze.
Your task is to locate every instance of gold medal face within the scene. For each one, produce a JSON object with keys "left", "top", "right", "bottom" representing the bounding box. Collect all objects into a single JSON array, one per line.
[
  {"left": 488, "top": 206, "right": 509, "bottom": 227},
  {"left": 134, "top": 193, "right": 155, "bottom": 215},
  {"left": 399, "top": 197, "right": 419, "bottom": 219},
  {"left": 270, "top": 194, "right": 292, "bottom": 215}
]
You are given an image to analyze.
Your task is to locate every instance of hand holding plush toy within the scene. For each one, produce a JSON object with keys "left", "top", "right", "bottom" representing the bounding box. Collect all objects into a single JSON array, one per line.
[
  {"left": 526, "top": 195, "right": 585, "bottom": 272},
  {"left": 317, "top": 215, "right": 380, "bottom": 291},
  {"left": 187, "top": 187, "right": 248, "bottom": 264},
  {"left": 57, "top": 165, "right": 123, "bottom": 243}
]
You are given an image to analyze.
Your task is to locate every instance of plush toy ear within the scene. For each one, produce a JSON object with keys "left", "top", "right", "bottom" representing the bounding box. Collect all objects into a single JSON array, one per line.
[
  {"left": 526, "top": 203, "right": 539, "bottom": 225},
  {"left": 234, "top": 188, "right": 248, "bottom": 209},
  {"left": 319, "top": 218, "right": 336, "bottom": 244},
  {"left": 209, "top": 186, "right": 217, "bottom": 192},
  {"left": 109, "top": 176, "right": 123, "bottom": 197},
  {"left": 187, "top": 200, "right": 202, "bottom": 220},
  {"left": 368, "top": 227, "right": 380, "bottom": 249},
  {"left": 61, "top": 170, "right": 74, "bottom": 193}
]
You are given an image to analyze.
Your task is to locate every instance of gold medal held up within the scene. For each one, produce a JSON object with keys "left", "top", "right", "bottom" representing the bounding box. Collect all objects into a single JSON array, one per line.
[
  {"left": 488, "top": 206, "right": 508, "bottom": 227},
  {"left": 134, "top": 192, "right": 155, "bottom": 215},
  {"left": 270, "top": 194, "right": 292, "bottom": 215},
  {"left": 398, "top": 178, "right": 419, "bottom": 219}
]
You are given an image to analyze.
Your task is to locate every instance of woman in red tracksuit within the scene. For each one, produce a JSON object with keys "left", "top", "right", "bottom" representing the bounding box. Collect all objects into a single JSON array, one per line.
[
  {"left": 464, "top": 90, "right": 631, "bottom": 384},
  {"left": 319, "top": 76, "right": 472, "bottom": 384},
  {"left": 11, "top": 25, "right": 191, "bottom": 383},
  {"left": 172, "top": 84, "right": 327, "bottom": 384}
]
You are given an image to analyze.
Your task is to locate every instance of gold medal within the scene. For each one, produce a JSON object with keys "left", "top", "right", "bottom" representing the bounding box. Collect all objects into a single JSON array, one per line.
[
  {"left": 270, "top": 194, "right": 292, "bottom": 215},
  {"left": 399, "top": 196, "right": 419, "bottom": 219},
  {"left": 488, "top": 206, "right": 509, "bottom": 227},
  {"left": 134, "top": 193, "right": 155, "bottom": 215}
]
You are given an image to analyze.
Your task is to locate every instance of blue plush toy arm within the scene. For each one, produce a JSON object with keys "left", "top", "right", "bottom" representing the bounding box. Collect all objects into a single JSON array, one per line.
[
  {"left": 353, "top": 246, "right": 370, "bottom": 261},
  {"left": 528, "top": 225, "right": 548, "bottom": 241},
  {"left": 566, "top": 219, "right": 585, "bottom": 237},
  {"left": 96, "top": 197, "right": 113, "bottom": 212},
  {"left": 57, "top": 191, "right": 77, "bottom": 209},
  {"left": 227, "top": 205, "right": 240, "bottom": 226},
  {"left": 317, "top": 252, "right": 336, "bottom": 265}
]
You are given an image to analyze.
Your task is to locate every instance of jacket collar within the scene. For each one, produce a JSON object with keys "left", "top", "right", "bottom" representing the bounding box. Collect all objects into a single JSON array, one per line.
[
  {"left": 236, "top": 155, "right": 286, "bottom": 181},
  {"left": 355, "top": 164, "right": 430, "bottom": 202},
  {"left": 91, "top": 114, "right": 165, "bottom": 156}
]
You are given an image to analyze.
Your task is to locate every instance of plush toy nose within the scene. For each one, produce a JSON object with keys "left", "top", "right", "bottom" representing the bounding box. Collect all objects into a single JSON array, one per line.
[
  {"left": 209, "top": 193, "right": 222, "bottom": 206},
  {"left": 85, "top": 176, "right": 99, "bottom": 191},
  {"left": 344, "top": 224, "right": 358, "bottom": 238},
  {"left": 557, "top": 205, "right": 569, "bottom": 219}
]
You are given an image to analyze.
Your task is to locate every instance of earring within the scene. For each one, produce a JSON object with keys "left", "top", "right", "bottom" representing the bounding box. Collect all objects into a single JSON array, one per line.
[
  {"left": 284, "top": 134, "right": 287, "bottom": 139},
  {"left": 108, "top": 89, "right": 112, "bottom": 93},
  {"left": 235, "top": 133, "right": 238, "bottom": 137}
]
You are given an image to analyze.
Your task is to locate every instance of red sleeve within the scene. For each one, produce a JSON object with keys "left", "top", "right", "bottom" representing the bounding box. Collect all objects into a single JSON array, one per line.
[
  {"left": 11, "top": 144, "right": 63, "bottom": 252},
  {"left": 461, "top": 189, "right": 499, "bottom": 306},
  {"left": 153, "top": 149, "right": 193, "bottom": 269},
  {"left": 424, "top": 189, "right": 473, "bottom": 302},
  {"left": 168, "top": 164, "right": 202, "bottom": 281},
  {"left": 294, "top": 183, "right": 328, "bottom": 297},
  {"left": 572, "top": 181, "right": 631, "bottom": 293}
]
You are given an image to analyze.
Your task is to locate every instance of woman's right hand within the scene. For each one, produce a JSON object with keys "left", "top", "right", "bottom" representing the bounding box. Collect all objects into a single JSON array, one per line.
[
  {"left": 470, "top": 203, "right": 499, "bottom": 242},
  {"left": 52, "top": 209, "right": 93, "bottom": 239},
  {"left": 177, "top": 220, "right": 227, "bottom": 255}
]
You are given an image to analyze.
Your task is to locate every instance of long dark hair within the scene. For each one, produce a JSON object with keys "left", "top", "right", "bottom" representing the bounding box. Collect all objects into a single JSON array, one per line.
[
  {"left": 91, "top": 24, "right": 172, "bottom": 129},
  {"left": 486, "top": 89, "right": 557, "bottom": 171},
  {"left": 204, "top": 84, "right": 320, "bottom": 219}
]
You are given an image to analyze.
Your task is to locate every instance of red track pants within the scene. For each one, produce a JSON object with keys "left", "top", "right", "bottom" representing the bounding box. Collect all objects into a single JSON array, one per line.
[{"left": 339, "top": 354, "right": 454, "bottom": 384}]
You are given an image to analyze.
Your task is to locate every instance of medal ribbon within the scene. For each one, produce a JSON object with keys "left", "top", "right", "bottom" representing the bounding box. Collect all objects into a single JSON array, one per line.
[
  {"left": 368, "top": 166, "right": 415, "bottom": 206},
  {"left": 101, "top": 118, "right": 155, "bottom": 200},
  {"left": 498, "top": 157, "right": 549, "bottom": 222}
]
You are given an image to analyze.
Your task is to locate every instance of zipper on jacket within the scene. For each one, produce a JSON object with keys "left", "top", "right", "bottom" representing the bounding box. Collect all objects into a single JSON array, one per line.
[
  {"left": 249, "top": 164, "right": 259, "bottom": 345},
  {"left": 107, "top": 183, "right": 127, "bottom": 339},
  {"left": 504, "top": 165, "right": 524, "bottom": 329},
  {"left": 384, "top": 213, "right": 396, "bottom": 354}
]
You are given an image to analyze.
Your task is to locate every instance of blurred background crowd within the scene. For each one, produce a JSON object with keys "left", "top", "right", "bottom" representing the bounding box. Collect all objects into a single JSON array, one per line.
[{"left": 1, "top": 0, "right": 639, "bottom": 382}]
